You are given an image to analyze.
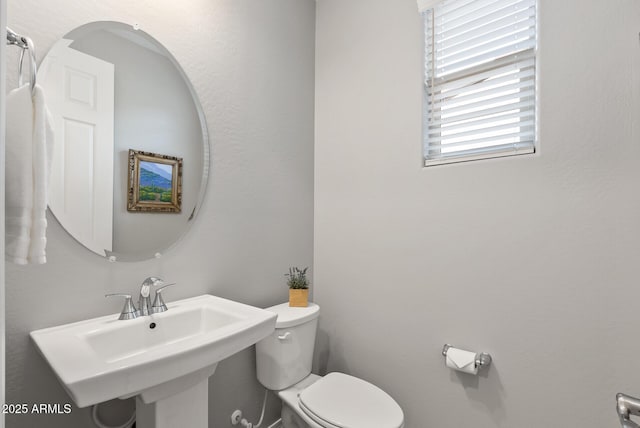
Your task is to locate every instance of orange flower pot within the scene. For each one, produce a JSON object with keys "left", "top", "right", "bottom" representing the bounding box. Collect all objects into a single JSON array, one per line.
[{"left": 289, "top": 289, "right": 309, "bottom": 307}]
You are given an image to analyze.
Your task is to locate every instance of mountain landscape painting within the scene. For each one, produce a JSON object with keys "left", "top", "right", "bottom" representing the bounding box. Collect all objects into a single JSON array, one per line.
[
  {"left": 139, "top": 161, "right": 173, "bottom": 202},
  {"left": 128, "top": 149, "right": 182, "bottom": 213}
]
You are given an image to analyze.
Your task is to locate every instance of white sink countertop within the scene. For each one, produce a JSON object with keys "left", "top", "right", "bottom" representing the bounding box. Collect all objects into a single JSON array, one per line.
[{"left": 30, "top": 294, "right": 277, "bottom": 407}]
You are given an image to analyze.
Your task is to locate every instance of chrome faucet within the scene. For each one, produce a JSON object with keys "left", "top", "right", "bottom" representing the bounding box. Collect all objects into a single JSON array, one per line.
[
  {"left": 137, "top": 277, "right": 164, "bottom": 316},
  {"left": 105, "top": 277, "right": 176, "bottom": 320}
]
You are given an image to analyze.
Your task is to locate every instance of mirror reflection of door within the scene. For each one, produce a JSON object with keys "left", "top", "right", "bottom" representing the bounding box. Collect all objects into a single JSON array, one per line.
[{"left": 39, "top": 39, "right": 115, "bottom": 255}]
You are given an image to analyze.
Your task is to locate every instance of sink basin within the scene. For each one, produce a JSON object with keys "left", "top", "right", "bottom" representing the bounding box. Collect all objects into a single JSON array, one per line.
[{"left": 30, "top": 294, "right": 277, "bottom": 410}]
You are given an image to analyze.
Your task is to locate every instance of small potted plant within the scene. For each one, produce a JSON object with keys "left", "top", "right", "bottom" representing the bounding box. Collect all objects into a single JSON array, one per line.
[{"left": 286, "top": 267, "right": 309, "bottom": 307}]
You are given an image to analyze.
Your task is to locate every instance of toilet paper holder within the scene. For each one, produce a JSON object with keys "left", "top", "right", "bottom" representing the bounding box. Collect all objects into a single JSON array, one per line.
[{"left": 442, "top": 344, "right": 492, "bottom": 369}]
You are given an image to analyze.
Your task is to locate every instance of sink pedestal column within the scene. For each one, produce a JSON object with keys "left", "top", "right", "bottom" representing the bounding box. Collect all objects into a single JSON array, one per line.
[
  {"left": 134, "top": 365, "right": 217, "bottom": 428},
  {"left": 136, "top": 379, "right": 208, "bottom": 428}
]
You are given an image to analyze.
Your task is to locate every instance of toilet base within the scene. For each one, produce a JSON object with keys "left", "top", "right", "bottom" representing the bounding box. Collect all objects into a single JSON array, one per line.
[
  {"left": 281, "top": 403, "right": 308, "bottom": 428},
  {"left": 277, "top": 374, "right": 324, "bottom": 428}
]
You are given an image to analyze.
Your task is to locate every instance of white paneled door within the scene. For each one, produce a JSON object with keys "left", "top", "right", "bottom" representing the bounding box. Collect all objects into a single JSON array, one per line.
[{"left": 38, "top": 39, "right": 114, "bottom": 255}]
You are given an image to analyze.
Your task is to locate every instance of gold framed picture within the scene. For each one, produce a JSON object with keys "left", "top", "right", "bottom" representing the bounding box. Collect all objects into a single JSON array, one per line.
[{"left": 127, "top": 149, "right": 182, "bottom": 213}]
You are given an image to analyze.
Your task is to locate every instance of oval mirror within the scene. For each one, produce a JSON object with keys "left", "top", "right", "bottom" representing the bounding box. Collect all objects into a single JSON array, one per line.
[{"left": 37, "top": 21, "right": 209, "bottom": 262}]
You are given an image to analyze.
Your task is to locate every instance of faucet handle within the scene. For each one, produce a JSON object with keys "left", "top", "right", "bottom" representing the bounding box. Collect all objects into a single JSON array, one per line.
[
  {"left": 105, "top": 293, "right": 138, "bottom": 320},
  {"left": 151, "top": 283, "right": 176, "bottom": 313}
]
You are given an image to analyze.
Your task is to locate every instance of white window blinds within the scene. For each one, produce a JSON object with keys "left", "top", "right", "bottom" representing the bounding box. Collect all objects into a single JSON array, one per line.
[{"left": 422, "top": 0, "right": 537, "bottom": 166}]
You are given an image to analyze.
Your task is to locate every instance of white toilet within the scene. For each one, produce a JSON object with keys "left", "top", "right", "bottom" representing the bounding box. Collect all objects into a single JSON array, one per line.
[{"left": 256, "top": 303, "right": 404, "bottom": 428}]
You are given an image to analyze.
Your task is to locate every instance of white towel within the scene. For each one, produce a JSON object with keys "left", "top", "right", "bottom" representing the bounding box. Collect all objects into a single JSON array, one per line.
[{"left": 5, "top": 84, "right": 55, "bottom": 265}]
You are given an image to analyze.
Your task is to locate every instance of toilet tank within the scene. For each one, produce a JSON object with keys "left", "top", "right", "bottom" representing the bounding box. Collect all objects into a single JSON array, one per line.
[{"left": 256, "top": 302, "right": 320, "bottom": 391}]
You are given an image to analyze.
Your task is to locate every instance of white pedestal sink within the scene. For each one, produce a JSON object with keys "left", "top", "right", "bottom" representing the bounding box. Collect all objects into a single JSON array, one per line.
[{"left": 30, "top": 295, "right": 277, "bottom": 428}]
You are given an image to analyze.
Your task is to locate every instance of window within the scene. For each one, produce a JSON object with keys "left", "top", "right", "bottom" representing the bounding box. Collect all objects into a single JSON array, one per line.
[{"left": 420, "top": 0, "right": 537, "bottom": 166}]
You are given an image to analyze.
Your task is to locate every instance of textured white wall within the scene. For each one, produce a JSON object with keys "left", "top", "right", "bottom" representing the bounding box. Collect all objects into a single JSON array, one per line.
[
  {"left": 314, "top": 0, "right": 640, "bottom": 427},
  {"left": 5, "top": 1, "right": 315, "bottom": 427}
]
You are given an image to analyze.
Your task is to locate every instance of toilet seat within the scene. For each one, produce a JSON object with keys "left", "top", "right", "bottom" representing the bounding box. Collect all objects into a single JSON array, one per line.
[{"left": 298, "top": 372, "right": 403, "bottom": 428}]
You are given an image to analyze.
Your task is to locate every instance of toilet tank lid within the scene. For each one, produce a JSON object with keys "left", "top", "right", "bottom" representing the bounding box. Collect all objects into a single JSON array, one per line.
[{"left": 264, "top": 302, "right": 319, "bottom": 328}]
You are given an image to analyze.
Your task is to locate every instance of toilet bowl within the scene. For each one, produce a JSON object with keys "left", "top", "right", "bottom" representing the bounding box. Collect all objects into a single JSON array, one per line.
[{"left": 256, "top": 303, "right": 404, "bottom": 428}]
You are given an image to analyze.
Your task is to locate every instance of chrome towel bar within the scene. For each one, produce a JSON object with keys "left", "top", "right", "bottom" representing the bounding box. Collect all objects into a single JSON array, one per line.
[
  {"left": 617, "top": 393, "right": 640, "bottom": 428},
  {"left": 6, "top": 27, "right": 37, "bottom": 94}
]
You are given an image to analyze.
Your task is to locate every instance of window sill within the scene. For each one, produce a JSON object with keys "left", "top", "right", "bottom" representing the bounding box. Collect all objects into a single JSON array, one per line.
[{"left": 424, "top": 145, "right": 535, "bottom": 167}]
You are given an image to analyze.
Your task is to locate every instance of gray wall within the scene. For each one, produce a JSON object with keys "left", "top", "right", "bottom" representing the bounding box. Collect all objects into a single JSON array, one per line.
[
  {"left": 314, "top": 0, "right": 640, "bottom": 427},
  {"left": 5, "top": 0, "right": 315, "bottom": 427}
]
